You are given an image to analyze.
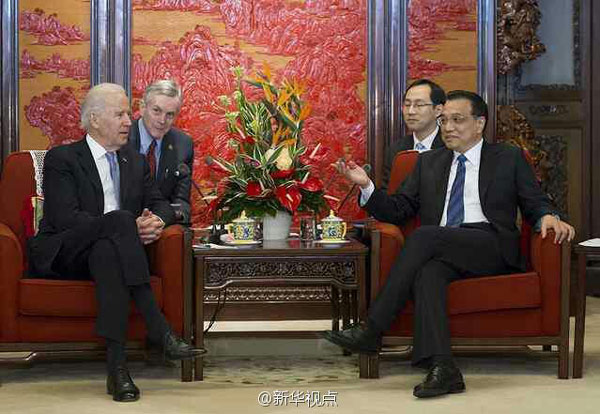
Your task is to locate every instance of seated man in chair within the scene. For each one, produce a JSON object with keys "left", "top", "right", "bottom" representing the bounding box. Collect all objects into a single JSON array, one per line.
[
  {"left": 322, "top": 91, "right": 575, "bottom": 398},
  {"left": 27, "top": 83, "right": 204, "bottom": 402},
  {"left": 127, "top": 79, "right": 194, "bottom": 223}
]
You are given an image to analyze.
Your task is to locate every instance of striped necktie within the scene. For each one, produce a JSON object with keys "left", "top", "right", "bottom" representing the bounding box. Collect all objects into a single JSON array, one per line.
[
  {"left": 106, "top": 151, "right": 121, "bottom": 208},
  {"left": 446, "top": 154, "right": 467, "bottom": 227}
]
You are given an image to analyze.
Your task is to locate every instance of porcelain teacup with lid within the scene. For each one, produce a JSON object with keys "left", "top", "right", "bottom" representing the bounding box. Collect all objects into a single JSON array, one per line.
[
  {"left": 226, "top": 211, "right": 257, "bottom": 242},
  {"left": 320, "top": 210, "right": 347, "bottom": 241}
]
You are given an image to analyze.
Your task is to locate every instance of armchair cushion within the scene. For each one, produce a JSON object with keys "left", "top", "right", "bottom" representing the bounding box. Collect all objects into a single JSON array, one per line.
[{"left": 19, "top": 276, "right": 163, "bottom": 317}]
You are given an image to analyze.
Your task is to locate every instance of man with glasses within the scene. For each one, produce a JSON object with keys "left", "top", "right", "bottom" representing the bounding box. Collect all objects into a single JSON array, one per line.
[
  {"left": 128, "top": 79, "right": 194, "bottom": 223},
  {"left": 382, "top": 79, "right": 446, "bottom": 190},
  {"left": 323, "top": 90, "right": 575, "bottom": 398}
]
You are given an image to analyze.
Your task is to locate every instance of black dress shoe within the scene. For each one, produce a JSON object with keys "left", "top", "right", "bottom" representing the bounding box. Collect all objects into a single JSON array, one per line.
[
  {"left": 413, "top": 363, "right": 466, "bottom": 398},
  {"left": 106, "top": 366, "right": 140, "bottom": 402},
  {"left": 148, "top": 332, "right": 206, "bottom": 361},
  {"left": 320, "top": 325, "right": 379, "bottom": 354}
]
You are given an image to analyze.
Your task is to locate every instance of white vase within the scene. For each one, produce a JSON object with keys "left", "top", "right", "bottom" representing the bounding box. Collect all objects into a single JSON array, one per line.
[{"left": 262, "top": 210, "right": 292, "bottom": 240}]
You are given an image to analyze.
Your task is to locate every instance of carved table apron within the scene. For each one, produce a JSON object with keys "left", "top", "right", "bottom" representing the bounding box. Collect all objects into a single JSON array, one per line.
[{"left": 192, "top": 238, "right": 369, "bottom": 381}]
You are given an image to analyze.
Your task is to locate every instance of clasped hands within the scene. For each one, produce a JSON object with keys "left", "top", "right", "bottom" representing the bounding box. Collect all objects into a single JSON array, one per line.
[{"left": 136, "top": 208, "right": 164, "bottom": 245}]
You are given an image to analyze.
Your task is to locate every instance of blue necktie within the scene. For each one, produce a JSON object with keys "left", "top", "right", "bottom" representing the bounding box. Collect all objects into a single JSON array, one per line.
[
  {"left": 415, "top": 142, "right": 426, "bottom": 152},
  {"left": 446, "top": 154, "right": 467, "bottom": 227},
  {"left": 106, "top": 152, "right": 121, "bottom": 208}
]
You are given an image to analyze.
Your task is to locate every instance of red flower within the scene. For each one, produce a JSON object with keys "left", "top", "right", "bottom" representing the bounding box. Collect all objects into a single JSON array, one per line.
[
  {"left": 275, "top": 185, "right": 302, "bottom": 212},
  {"left": 271, "top": 168, "right": 295, "bottom": 179},
  {"left": 246, "top": 181, "right": 261, "bottom": 196},
  {"left": 299, "top": 176, "right": 323, "bottom": 192}
]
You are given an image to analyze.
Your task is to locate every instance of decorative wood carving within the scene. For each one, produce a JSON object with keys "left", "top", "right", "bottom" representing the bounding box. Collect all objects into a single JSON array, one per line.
[
  {"left": 204, "top": 286, "right": 331, "bottom": 303},
  {"left": 497, "top": 0, "right": 545, "bottom": 74},
  {"left": 496, "top": 105, "right": 548, "bottom": 181},
  {"left": 205, "top": 258, "right": 358, "bottom": 288},
  {"left": 528, "top": 104, "right": 569, "bottom": 116},
  {"left": 534, "top": 135, "right": 568, "bottom": 217}
]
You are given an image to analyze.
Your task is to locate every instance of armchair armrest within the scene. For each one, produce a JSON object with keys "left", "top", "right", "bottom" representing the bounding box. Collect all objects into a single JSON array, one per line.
[
  {"left": 0, "top": 222, "right": 24, "bottom": 341},
  {"left": 530, "top": 230, "right": 564, "bottom": 334},
  {"left": 145, "top": 224, "right": 191, "bottom": 334}
]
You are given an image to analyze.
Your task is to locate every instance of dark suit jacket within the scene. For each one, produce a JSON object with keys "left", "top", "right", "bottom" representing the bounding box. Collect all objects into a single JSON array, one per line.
[
  {"left": 128, "top": 119, "right": 194, "bottom": 222},
  {"left": 28, "top": 138, "right": 175, "bottom": 277},
  {"left": 365, "top": 141, "right": 557, "bottom": 270},
  {"left": 381, "top": 130, "right": 445, "bottom": 191}
]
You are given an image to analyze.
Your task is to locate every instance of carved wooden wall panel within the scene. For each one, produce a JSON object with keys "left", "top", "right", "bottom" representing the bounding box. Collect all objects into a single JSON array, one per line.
[{"left": 504, "top": 0, "right": 588, "bottom": 238}]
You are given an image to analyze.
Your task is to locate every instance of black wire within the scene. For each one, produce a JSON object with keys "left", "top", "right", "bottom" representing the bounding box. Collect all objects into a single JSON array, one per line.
[{"left": 203, "top": 289, "right": 227, "bottom": 334}]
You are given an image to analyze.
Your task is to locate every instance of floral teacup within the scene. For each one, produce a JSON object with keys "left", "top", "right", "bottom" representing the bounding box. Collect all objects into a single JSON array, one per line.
[
  {"left": 320, "top": 210, "right": 347, "bottom": 241},
  {"left": 226, "top": 211, "right": 257, "bottom": 242}
]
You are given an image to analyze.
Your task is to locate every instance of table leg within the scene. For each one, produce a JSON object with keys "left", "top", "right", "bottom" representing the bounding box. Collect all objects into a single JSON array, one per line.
[
  {"left": 573, "top": 252, "right": 587, "bottom": 378},
  {"left": 331, "top": 287, "right": 340, "bottom": 331},
  {"left": 181, "top": 230, "right": 193, "bottom": 382},
  {"left": 341, "top": 291, "right": 350, "bottom": 329},
  {"left": 194, "top": 259, "right": 204, "bottom": 381}
]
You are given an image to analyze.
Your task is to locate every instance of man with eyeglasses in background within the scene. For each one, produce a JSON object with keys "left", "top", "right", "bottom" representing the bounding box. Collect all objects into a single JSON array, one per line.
[
  {"left": 382, "top": 79, "right": 447, "bottom": 191},
  {"left": 323, "top": 90, "right": 575, "bottom": 398},
  {"left": 128, "top": 79, "right": 194, "bottom": 223}
]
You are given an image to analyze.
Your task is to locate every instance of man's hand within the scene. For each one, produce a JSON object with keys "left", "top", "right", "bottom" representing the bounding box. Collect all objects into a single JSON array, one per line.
[
  {"left": 540, "top": 214, "right": 575, "bottom": 244},
  {"left": 332, "top": 160, "right": 371, "bottom": 188},
  {"left": 136, "top": 208, "right": 165, "bottom": 245}
]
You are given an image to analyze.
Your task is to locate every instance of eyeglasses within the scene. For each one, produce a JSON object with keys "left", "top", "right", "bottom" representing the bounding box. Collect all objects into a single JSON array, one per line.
[
  {"left": 437, "top": 115, "right": 479, "bottom": 127},
  {"left": 402, "top": 102, "right": 434, "bottom": 110}
]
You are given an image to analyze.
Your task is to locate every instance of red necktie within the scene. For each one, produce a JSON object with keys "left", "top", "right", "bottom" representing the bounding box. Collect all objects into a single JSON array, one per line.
[{"left": 146, "top": 139, "right": 157, "bottom": 179}]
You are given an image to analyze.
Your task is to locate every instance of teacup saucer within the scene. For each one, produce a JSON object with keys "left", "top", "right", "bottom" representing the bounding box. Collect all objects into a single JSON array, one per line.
[
  {"left": 224, "top": 240, "right": 261, "bottom": 246},
  {"left": 315, "top": 239, "right": 350, "bottom": 244}
]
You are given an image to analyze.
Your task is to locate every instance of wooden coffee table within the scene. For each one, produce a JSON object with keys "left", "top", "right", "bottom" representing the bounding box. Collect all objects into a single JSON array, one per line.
[{"left": 192, "top": 238, "right": 369, "bottom": 380}]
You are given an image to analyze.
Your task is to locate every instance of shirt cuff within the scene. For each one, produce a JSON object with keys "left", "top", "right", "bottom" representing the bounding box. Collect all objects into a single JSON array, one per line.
[{"left": 359, "top": 180, "right": 375, "bottom": 207}]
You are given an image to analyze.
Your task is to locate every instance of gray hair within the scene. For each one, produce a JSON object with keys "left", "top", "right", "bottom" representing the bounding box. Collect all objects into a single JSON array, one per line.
[
  {"left": 143, "top": 79, "right": 182, "bottom": 106},
  {"left": 80, "top": 83, "right": 126, "bottom": 130}
]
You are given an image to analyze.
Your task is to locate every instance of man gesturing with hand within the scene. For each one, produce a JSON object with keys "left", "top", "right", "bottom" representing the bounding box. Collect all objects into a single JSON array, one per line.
[{"left": 322, "top": 91, "right": 575, "bottom": 398}]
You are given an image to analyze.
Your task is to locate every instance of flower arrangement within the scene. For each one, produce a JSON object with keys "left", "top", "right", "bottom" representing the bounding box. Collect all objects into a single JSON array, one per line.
[{"left": 208, "top": 66, "right": 334, "bottom": 223}]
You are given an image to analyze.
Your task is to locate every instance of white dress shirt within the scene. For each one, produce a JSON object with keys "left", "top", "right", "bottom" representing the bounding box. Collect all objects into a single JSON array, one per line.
[
  {"left": 413, "top": 126, "right": 439, "bottom": 152},
  {"left": 439, "top": 139, "right": 488, "bottom": 225},
  {"left": 360, "top": 138, "right": 489, "bottom": 226},
  {"left": 86, "top": 135, "right": 120, "bottom": 213}
]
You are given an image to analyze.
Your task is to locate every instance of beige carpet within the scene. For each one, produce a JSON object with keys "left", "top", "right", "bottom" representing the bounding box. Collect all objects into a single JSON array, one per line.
[{"left": 2, "top": 298, "right": 600, "bottom": 414}]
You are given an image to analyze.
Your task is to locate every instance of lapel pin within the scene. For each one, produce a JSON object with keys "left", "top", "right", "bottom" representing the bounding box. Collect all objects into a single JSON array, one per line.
[{"left": 168, "top": 144, "right": 173, "bottom": 150}]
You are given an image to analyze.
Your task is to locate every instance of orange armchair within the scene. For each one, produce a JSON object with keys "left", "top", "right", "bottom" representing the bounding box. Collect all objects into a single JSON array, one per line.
[
  {"left": 0, "top": 152, "right": 191, "bottom": 362},
  {"left": 363, "top": 150, "right": 571, "bottom": 379}
]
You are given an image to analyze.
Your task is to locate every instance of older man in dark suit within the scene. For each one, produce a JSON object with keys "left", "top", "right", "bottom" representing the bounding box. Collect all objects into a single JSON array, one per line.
[
  {"left": 381, "top": 79, "right": 447, "bottom": 191},
  {"left": 128, "top": 79, "right": 194, "bottom": 223},
  {"left": 27, "top": 83, "right": 203, "bottom": 402},
  {"left": 323, "top": 91, "right": 575, "bottom": 398}
]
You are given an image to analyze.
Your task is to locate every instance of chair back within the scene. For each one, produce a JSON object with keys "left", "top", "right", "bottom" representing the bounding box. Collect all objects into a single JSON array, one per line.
[
  {"left": 387, "top": 150, "right": 420, "bottom": 236},
  {"left": 0, "top": 152, "right": 38, "bottom": 256},
  {"left": 387, "top": 150, "right": 419, "bottom": 195}
]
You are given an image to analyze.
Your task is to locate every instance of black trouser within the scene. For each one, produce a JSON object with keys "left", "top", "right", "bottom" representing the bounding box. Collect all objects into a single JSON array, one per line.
[
  {"left": 53, "top": 210, "right": 169, "bottom": 343},
  {"left": 368, "top": 224, "right": 512, "bottom": 365}
]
